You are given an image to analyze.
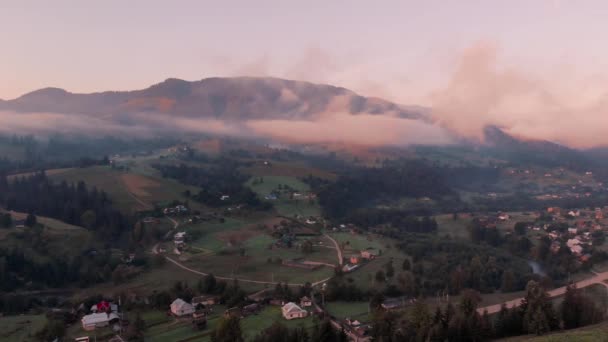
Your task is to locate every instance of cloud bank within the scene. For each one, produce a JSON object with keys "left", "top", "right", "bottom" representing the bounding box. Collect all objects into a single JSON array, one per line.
[
  {"left": 0, "top": 110, "right": 454, "bottom": 147},
  {"left": 431, "top": 42, "right": 608, "bottom": 148}
]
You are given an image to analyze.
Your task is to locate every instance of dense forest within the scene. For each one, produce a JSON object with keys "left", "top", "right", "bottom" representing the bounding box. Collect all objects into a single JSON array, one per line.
[{"left": 313, "top": 160, "right": 453, "bottom": 220}]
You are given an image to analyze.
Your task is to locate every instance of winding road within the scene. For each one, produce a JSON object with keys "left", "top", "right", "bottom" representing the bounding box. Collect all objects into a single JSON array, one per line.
[
  {"left": 152, "top": 217, "right": 342, "bottom": 288},
  {"left": 477, "top": 270, "right": 608, "bottom": 314}
]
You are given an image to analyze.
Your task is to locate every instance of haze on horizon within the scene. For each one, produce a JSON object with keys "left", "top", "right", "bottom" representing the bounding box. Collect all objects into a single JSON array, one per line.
[{"left": 3, "top": 0, "right": 608, "bottom": 148}]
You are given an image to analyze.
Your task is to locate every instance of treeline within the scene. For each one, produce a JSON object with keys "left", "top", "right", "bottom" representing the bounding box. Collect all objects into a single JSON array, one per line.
[
  {"left": 344, "top": 208, "right": 438, "bottom": 234},
  {"left": 0, "top": 243, "right": 155, "bottom": 293},
  {"left": 0, "top": 134, "right": 179, "bottom": 174},
  {"left": 371, "top": 281, "right": 604, "bottom": 341},
  {"left": 314, "top": 160, "right": 453, "bottom": 219},
  {"left": 395, "top": 234, "right": 534, "bottom": 295},
  {"left": 154, "top": 162, "right": 271, "bottom": 210},
  {"left": 0, "top": 172, "right": 132, "bottom": 240}
]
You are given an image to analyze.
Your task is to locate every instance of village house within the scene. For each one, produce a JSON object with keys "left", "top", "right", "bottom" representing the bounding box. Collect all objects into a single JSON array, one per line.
[
  {"left": 498, "top": 213, "right": 510, "bottom": 221},
  {"left": 192, "top": 295, "right": 219, "bottom": 308},
  {"left": 242, "top": 303, "right": 261, "bottom": 316},
  {"left": 81, "top": 312, "right": 119, "bottom": 331},
  {"left": 568, "top": 227, "right": 578, "bottom": 235},
  {"left": 174, "top": 232, "right": 186, "bottom": 246},
  {"left": 596, "top": 208, "right": 604, "bottom": 220},
  {"left": 281, "top": 302, "right": 308, "bottom": 320},
  {"left": 381, "top": 297, "right": 408, "bottom": 311},
  {"left": 192, "top": 311, "right": 207, "bottom": 330},
  {"left": 361, "top": 248, "right": 379, "bottom": 260},
  {"left": 350, "top": 255, "right": 361, "bottom": 264},
  {"left": 300, "top": 296, "right": 312, "bottom": 307},
  {"left": 571, "top": 245, "right": 583, "bottom": 255},
  {"left": 170, "top": 298, "right": 195, "bottom": 317},
  {"left": 220, "top": 195, "right": 230, "bottom": 201}
]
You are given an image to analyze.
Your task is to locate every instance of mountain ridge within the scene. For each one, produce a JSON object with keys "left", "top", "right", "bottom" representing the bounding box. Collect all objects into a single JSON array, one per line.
[{"left": 0, "top": 77, "right": 427, "bottom": 121}]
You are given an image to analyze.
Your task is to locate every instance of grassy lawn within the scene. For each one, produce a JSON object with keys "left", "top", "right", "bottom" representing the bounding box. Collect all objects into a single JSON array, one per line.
[
  {"left": 330, "top": 233, "right": 408, "bottom": 292},
  {"left": 436, "top": 214, "right": 472, "bottom": 240},
  {"left": 145, "top": 320, "right": 204, "bottom": 342},
  {"left": 510, "top": 321, "right": 608, "bottom": 341},
  {"left": 329, "top": 232, "right": 385, "bottom": 254},
  {"left": 0, "top": 315, "right": 47, "bottom": 342},
  {"left": 185, "top": 218, "right": 248, "bottom": 253},
  {"left": 325, "top": 301, "right": 371, "bottom": 321},
  {"left": 241, "top": 306, "right": 316, "bottom": 340}
]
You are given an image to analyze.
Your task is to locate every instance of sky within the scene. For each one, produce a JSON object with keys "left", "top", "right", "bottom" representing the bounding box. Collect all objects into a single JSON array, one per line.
[
  {"left": 2, "top": 0, "right": 608, "bottom": 103},
  {"left": 3, "top": 1, "right": 608, "bottom": 147}
]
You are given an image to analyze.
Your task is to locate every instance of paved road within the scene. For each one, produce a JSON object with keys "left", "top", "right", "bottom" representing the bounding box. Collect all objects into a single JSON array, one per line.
[
  {"left": 324, "top": 234, "right": 343, "bottom": 265},
  {"left": 151, "top": 216, "right": 333, "bottom": 287},
  {"left": 478, "top": 271, "right": 608, "bottom": 314}
]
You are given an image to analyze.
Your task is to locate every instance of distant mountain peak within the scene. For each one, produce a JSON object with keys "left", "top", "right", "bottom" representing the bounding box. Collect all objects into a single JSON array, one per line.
[{"left": 17, "top": 87, "right": 69, "bottom": 100}]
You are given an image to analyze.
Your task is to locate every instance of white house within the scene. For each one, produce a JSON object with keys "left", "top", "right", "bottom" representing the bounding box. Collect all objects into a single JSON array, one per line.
[
  {"left": 281, "top": 302, "right": 308, "bottom": 320},
  {"left": 570, "top": 245, "right": 583, "bottom": 255},
  {"left": 81, "top": 312, "right": 119, "bottom": 331},
  {"left": 567, "top": 238, "right": 581, "bottom": 248},
  {"left": 174, "top": 232, "right": 186, "bottom": 245},
  {"left": 171, "top": 298, "right": 195, "bottom": 317},
  {"left": 568, "top": 227, "right": 578, "bottom": 234}
]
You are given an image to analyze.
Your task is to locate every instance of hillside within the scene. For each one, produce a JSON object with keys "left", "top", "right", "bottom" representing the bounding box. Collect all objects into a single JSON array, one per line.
[{"left": 0, "top": 77, "right": 425, "bottom": 121}]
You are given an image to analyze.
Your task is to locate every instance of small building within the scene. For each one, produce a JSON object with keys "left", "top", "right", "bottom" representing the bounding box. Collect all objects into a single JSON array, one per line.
[
  {"left": 570, "top": 245, "right": 583, "bottom": 255},
  {"left": 220, "top": 195, "right": 230, "bottom": 201},
  {"left": 81, "top": 312, "right": 119, "bottom": 331},
  {"left": 498, "top": 213, "right": 510, "bottom": 221},
  {"left": 174, "top": 232, "right": 187, "bottom": 245},
  {"left": 282, "top": 302, "right": 308, "bottom": 320},
  {"left": 242, "top": 303, "right": 261, "bottom": 316},
  {"left": 192, "top": 311, "right": 207, "bottom": 330},
  {"left": 350, "top": 255, "right": 361, "bottom": 264},
  {"left": 300, "top": 296, "right": 312, "bottom": 307},
  {"left": 192, "top": 295, "right": 219, "bottom": 308},
  {"left": 568, "top": 227, "right": 578, "bottom": 235},
  {"left": 171, "top": 298, "right": 195, "bottom": 317},
  {"left": 381, "top": 297, "right": 408, "bottom": 311},
  {"left": 361, "top": 248, "right": 379, "bottom": 260}
]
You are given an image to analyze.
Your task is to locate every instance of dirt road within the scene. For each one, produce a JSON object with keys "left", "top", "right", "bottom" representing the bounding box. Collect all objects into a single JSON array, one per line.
[{"left": 478, "top": 271, "right": 608, "bottom": 314}]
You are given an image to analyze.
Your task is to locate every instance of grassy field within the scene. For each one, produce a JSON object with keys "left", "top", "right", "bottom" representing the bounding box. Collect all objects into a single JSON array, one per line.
[
  {"left": 328, "top": 232, "right": 409, "bottom": 292},
  {"left": 436, "top": 214, "right": 472, "bottom": 240},
  {"left": 48, "top": 165, "right": 199, "bottom": 213},
  {"left": 240, "top": 306, "right": 316, "bottom": 340},
  {"left": 242, "top": 161, "right": 337, "bottom": 180},
  {"left": 245, "top": 175, "right": 321, "bottom": 218},
  {"left": 0, "top": 211, "right": 94, "bottom": 263},
  {"left": 325, "top": 301, "right": 371, "bottom": 321},
  {"left": 502, "top": 321, "right": 608, "bottom": 341},
  {"left": 0, "top": 315, "right": 47, "bottom": 342}
]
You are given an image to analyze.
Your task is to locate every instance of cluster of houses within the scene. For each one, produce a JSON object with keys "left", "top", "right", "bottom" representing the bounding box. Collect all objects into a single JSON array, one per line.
[
  {"left": 168, "top": 294, "right": 313, "bottom": 327},
  {"left": 163, "top": 204, "right": 188, "bottom": 215},
  {"left": 531, "top": 206, "right": 607, "bottom": 259},
  {"left": 342, "top": 248, "right": 379, "bottom": 273}
]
